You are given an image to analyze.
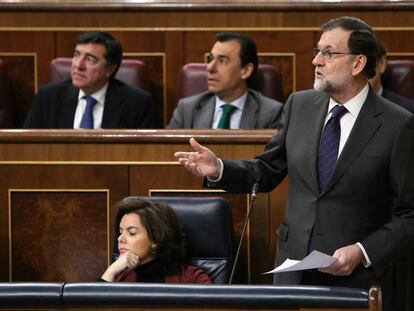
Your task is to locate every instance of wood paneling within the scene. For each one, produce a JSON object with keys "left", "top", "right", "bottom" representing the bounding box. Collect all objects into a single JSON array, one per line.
[
  {"left": 10, "top": 190, "right": 108, "bottom": 282},
  {"left": 0, "top": 163, "right": 130, "bottom": 281},
  {"left": 0, "top": 55, "right": 35, "bottom": 127}
]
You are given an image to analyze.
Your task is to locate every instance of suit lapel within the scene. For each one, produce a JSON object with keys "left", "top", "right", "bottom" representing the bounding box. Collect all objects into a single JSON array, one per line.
[
  {"left": 193, "top": 96, "right": 215, "bottom": 128},
  {"left": 59, "top": 84, "right": 79, "bottom": 128},
  {"left": 240, "top": 92, "right": 258, "bottom": 128},
  {"left": 101, "top": 80, "right": 123, "bottom": 128},
  {"left": 324, "top": 88, "right": 382, "bottom": 193}
]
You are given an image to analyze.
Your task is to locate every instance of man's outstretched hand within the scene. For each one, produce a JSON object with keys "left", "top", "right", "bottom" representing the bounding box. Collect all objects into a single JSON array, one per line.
[{"left": 174, "top": 138, "right": 222, "bottom": 178}]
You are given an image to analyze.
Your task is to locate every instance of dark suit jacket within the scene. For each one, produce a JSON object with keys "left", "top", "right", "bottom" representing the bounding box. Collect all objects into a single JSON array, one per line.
[
  {"left": 382, "top": 88, "right": 414, "bottom": 114},
  {"left": 167, "top": 89, "right": 283, "bottom": 129},
  {"left": 209, "top": 86, "right": 414, "bottom": 300},
  {"left": 24, "top": 79, "right": 155, "bottom": 129}
]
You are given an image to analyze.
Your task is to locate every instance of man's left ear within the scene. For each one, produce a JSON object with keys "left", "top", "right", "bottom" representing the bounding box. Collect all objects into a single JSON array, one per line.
[
  {"left": 241, "top": 63, "right": 254, "bottom": 80},
  {"left": 352, "top": 55, "right": 367, "bottom": 77}
]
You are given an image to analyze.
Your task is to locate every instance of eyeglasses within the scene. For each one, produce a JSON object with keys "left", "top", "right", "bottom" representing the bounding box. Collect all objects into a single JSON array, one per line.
[{"left": 312, "top": 47, "right": 356, "bottom": 61}]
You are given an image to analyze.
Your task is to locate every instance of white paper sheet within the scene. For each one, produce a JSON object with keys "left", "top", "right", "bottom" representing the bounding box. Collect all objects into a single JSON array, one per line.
[{"left": 263, "top": 250, "right": 337, "bottom": 274}]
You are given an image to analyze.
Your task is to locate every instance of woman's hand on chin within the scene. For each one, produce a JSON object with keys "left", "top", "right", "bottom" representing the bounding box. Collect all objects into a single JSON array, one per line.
[{"left": 101, "top": 251, "right": 140, "bottom": 281}]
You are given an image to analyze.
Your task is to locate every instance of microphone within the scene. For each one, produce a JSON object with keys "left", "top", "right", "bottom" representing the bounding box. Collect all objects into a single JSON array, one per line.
[{"left": 228, "top": 182, "right": 259, "bottom": 284}]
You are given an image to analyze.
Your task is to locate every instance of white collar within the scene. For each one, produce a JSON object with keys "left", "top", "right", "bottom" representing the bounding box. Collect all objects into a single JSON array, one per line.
[
  {"left": 328, "top": 83, "right": 369, "bottom": 118},
  {"left": 215, "top": 92, "right": 248, "bottom": 111},
  {"left": 78, "top": 83, "right": 109, "bottom": 104}
]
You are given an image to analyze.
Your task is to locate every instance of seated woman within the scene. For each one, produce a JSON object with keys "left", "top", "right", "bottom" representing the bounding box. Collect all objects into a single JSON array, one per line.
[{"left": 101, "top": 197, "right": 211, "bottom": 283}]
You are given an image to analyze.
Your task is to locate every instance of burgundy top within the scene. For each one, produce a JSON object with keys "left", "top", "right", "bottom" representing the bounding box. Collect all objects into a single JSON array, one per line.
[{"left": 114, "top": 260, "right": 212, "bottom": 284}]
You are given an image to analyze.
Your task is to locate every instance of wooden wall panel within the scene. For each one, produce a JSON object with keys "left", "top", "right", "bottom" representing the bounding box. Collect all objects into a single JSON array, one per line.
[
  {"left": 252, "top": 31, "right": 317, "bottom": 92},
  {"left": 10, "top": 190, "right": 108, "bottom": 282},
  {"left": 125, "top": 54, "right": 166, "bottom": 127},
  {"left": 0, "top": 55, "right": 35, "bottom": 127},
  {"left": 375, "top": 31, "right": 414, "bottom": 52},
  {"left": 0, "top": 8, "right": 413, "bottom": 28},
  {"left": 0, "top": 164, "right": 130, "bottom": 281},
  {"left": 164, "top": 32, "right": 185, "bottom": 125},
  {"left": 0, "top": 31, "right": 55, "bottom": 127},
  {"left": 259, "top": 54, "right": 295, "bottom": 102},
  {"left": 103, "top": 31, "right": 170, "bottom": 125}
]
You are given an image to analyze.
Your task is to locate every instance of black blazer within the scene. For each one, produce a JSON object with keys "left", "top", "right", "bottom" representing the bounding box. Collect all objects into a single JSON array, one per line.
[
  {"left": 382, "top": 88, "right": 414, "bottom": 114},
  {"left": 24, "top": 79, "right": 155, "bottom": 129},
  {"left": 209, "top": 86, "right": 414, "bottom": 293}
]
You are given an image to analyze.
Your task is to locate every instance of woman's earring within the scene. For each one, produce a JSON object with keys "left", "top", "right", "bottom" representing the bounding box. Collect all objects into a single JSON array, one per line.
[{"left": 151, "top": 244, "right": 157, "bottom": 256}]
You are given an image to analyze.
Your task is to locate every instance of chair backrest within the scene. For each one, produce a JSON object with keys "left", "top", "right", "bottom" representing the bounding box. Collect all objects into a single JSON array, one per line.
[
  {"left": 382, "top": 59, "right": 414, "bottom": 101},
  {"left": 112, "top": 196, "right": 234, "bottom": 284},
  {"left": 178, "top": 63, "right": 284, "bottom": 102},
  {"left": 48, "top": 58, "right": 149, "bottom": 91},
  {"left": 0, "top": 59, "right": 12, "bottom": 128}
]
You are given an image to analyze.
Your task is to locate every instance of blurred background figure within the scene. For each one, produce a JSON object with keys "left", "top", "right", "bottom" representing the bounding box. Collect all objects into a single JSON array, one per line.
[{"left": 369, "top": 41, "right": 414, "bottom": 113}]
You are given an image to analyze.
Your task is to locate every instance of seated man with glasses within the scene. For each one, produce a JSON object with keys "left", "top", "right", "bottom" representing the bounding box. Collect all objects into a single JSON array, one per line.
[{"left": 167, "top": 32, "right": 283, "bottom": 129}]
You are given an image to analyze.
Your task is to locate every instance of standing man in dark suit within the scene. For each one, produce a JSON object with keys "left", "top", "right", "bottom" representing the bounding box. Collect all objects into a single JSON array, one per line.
[
  {"left": 24, "top": 31, "right": 155, "bottom": 129},
  {"left": 369, "top": 41, "right": 414, "bottom": 311},
  {"left": 369, "top": 41, "right": 414, "bottom": 113},
  {"left": 175, "top": 16, "right": 414, "bottom": 310},
  {"left": 167, "top": 32, "right": 283, "bottom": 129}
]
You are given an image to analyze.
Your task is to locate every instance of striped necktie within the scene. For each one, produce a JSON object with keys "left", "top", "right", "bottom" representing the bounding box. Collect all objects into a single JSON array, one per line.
[{"left": 317, "top": 104, "right": 348, "bottom": 191}]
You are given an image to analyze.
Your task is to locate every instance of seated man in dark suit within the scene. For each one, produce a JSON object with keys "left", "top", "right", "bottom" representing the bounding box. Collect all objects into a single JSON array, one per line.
[
  {"left": 167, "top": 32, "right": 283, "bottom": 129},
  {"left": 369, "top": 41, "right": 414, "bottom": 113},
  {"left": 24, "top": 31, "right": 155, "bottom": 129}
]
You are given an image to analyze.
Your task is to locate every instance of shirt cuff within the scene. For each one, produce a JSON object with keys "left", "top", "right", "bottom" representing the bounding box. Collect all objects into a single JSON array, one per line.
[
  {"left": 356, "top": 242, "right": 372, "bottom": 268},
  {"left": 206, "top": 158, "right": 224, "bottom": 182}
]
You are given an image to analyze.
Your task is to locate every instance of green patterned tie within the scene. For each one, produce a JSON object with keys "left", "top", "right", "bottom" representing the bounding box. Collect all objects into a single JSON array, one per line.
[{"left": 217, "top": 104, "right": 237, "bottom": 129}]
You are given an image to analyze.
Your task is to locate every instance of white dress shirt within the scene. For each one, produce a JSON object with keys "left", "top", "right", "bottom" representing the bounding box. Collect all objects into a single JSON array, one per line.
[
  {"left": 211, "top": 92, "right": 247, "bottom": 129},
  {"left": 73, "top": 83, "right": 108, "bottom": 129},
  {"left": 324, "top": 83, "right": 368, "bottom": 158}
]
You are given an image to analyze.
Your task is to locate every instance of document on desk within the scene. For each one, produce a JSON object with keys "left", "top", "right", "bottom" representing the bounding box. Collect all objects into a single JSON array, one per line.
[{"left": 263, "top": 250, "right": 336, "bottom": 274}]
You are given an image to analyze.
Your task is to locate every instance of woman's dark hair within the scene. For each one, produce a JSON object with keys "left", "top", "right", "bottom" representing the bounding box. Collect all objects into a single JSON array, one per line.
[
  {"left": 76, "top": 31, "right": 123, "bottom": 79},
  {"left": 216, "top": 32, "right": 259, "bottom": 86},
  {"left": 321, "top": 16, "right": 379, "bottom": 79},
  {"left": 114, "top": 197, "right": 188, "bottom": 275}
]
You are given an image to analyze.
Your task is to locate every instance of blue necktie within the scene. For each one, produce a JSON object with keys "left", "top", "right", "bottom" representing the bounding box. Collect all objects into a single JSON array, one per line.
[
  {"left": 317, "top": 105, "right": 348, "bottom": 191},
  {"left": 79, "top": 96, "right": 97, "bottom": 129},
  {"left": 217, "top": 104, "right": 237, "bottom": 129}
]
